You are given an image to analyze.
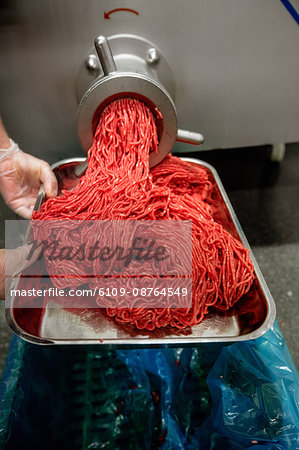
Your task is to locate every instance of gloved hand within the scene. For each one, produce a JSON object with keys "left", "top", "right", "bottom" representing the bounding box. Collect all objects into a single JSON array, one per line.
[
  {"left": 0, "top": 140, "right": 58, "bottom": 219},
  {"left": 0, "top": 242, "right": 41, "bottom": 299}
]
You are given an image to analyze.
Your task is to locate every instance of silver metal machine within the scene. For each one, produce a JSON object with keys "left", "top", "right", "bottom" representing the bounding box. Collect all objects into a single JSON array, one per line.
[
  {"left": 76, "top": 34, "right": 204, "bottom": 168},
  {"left": 77, "top": 35, "right": 203, "bottom": 166},
  {"left": 0, "top": 0, "right": 298, "bottom": 161}
]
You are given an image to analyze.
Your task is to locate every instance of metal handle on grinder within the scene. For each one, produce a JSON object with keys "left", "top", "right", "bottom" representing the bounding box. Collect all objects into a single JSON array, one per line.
[
  {"left": 94, "top": 36, "right": 117, "bottom": 75},
  {"left": 176, "top": 129, "right": 204, "bottom": 145}
]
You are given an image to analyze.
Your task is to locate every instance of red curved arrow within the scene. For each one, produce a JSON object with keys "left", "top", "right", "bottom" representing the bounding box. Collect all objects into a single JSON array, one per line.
[{"left": 104, "top": 8, "right": 139, "bottom": 19}]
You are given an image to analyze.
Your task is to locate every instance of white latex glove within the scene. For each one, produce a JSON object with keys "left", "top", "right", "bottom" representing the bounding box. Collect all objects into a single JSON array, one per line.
[
  {"left": 0, "top": 140, "right": 58, "bottom": 218},
  {"left": 0, "top": 243, "right": 41, "bottom": 299}
]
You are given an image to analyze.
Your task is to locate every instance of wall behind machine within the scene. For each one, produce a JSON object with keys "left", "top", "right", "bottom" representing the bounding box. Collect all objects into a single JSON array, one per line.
[{"left": 0, "top": 0, "right": 298, "bottom": 162}]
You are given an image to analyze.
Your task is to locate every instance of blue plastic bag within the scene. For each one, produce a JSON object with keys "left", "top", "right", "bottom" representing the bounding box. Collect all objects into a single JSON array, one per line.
[
  {"left": 1, "top": 322, "right": 298, "bottom": 449},
  {"left": 117, "top": 322, "right": 299, "bottom": 449},
  {"left": 206, "top": 322, "right": 299, "bottom": 449}
]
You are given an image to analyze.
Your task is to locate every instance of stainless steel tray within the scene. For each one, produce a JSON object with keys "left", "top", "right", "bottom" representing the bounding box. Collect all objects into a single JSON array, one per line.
[{"left": 6, "top": 157, "right": 276, "bottom": 345}]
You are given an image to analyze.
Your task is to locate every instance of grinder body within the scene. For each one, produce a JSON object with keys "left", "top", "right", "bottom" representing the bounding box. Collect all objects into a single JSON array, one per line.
[{"left": 76, "top": 34, "right": 203, "bottom": 166}]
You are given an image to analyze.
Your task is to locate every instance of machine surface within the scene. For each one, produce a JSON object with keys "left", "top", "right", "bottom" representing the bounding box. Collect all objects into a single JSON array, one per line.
[{"left": 0, "top": 0, "right": 298, "bottom": 159}]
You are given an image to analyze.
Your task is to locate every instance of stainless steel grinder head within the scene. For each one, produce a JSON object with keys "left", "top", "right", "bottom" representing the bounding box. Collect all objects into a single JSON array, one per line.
[{"left": 76, "top": 35, "right": 204, "bottom": 168}]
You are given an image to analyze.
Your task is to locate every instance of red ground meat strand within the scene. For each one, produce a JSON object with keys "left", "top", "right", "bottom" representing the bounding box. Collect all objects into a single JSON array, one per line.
[{"left": 33, "top": 98, "right": 255, "bottom": 331}]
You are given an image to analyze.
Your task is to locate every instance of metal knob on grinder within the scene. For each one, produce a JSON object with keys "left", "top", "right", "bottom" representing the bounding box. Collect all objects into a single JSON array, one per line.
[{"left": 76, "top": 35, "right": 204, "bottom": 176}]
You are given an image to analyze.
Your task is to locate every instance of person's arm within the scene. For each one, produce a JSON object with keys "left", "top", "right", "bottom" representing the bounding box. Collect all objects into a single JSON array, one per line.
[
  {"left": 0, "top": 117, "right": 58, "bottom": 218},
  {"left": 0, "top": 250, "right": 6, "bottom": 299},
  {"left": 0, "top": 244, "right": 40, "bottom": 300}
]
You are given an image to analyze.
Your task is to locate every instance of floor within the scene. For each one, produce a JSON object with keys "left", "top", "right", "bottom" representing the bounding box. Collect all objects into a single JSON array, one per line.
[{"left": 0, "top": 143, "right": 298, "bottom": 378}]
